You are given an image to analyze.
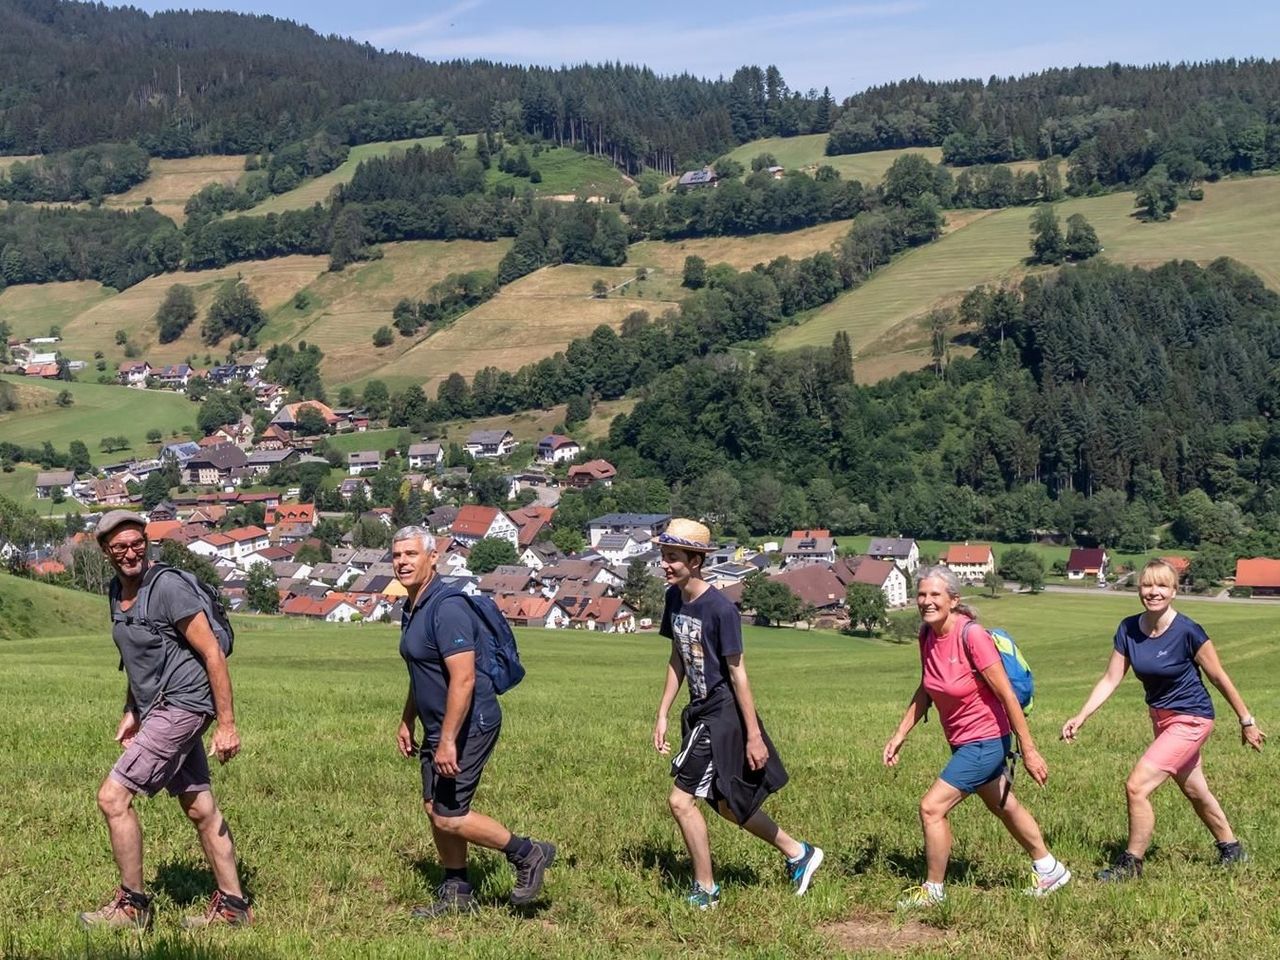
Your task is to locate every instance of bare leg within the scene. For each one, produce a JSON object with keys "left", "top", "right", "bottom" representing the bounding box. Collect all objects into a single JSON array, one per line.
[
  {"left": 974, "top": 777, "right": 1049, "bottom": 859},
  {"left": 1125, "top": 761, "right": 1171, "bottom": 858},
  {"left": 98, "top": 778, "right": 144, "bottom": 891},
  {"left": 427, "top": 803, "right": 512, "bottom": 870},
  {"left": 669, "top": 788, "right": 714, "bottom": 889},
  {"left": 1173, "top": 764, "right": 1235, "bottom": 843},
  {"left": 714, "top": 800, "right": 803, "bottom": 860},
  {"left": 178, "top": 790, "right": 243, "bottom": 898},
  {"left": 919, "top": 779, "right": 968, "bottom": 884}
]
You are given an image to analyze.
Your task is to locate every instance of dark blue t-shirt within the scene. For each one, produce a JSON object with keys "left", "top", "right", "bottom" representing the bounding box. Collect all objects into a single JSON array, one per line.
[
  {"left": 400, "top": 578, "right": 501, "bottom": 741},
  {"left": 1113, "top": 612, "right": 1214, "bottom": 718},
  {"left": 660, "top": 585, "right": 743, "bottom": 704}
]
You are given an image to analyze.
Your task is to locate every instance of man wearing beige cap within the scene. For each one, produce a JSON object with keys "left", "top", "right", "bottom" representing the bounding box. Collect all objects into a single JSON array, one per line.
[
  {"left": 652, "top": 518, "right": 823, "bottom": 909},
  {"left": 78, "top": 510, "right": 251, "bottom": 931}
]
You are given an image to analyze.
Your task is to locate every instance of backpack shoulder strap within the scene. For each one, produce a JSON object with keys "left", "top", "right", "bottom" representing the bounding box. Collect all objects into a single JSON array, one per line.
[{"left": 959, "top": 619, "right": 980, "bottom": 673}]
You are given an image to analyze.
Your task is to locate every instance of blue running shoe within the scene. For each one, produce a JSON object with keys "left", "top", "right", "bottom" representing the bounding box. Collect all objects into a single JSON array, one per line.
[
  {"left": 687, "top": 881, "right": 720, "bottom": 910},
  {"left": 788, "top": 843, "right": 825, "bottom": 896}
]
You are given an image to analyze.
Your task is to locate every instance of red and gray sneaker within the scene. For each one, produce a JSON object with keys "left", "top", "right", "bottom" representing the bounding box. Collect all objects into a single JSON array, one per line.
[
  {"left": 78, "top": 887, "right": 154, "bottom": 930},
  {"left": 180, "top": 890, "right": 253, "bottom": 929}
]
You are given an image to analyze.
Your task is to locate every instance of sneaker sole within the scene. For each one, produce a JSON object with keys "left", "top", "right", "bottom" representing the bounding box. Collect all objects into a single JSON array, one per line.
[
  {"left": 509, "top": 842, "right": 557, "bottom": 906},
  {"left": 793, "top": 846, "right": 825, "bottom": 896},
  {"left": 1025, "top": 868, "right": 1071, "bottom": 897}
]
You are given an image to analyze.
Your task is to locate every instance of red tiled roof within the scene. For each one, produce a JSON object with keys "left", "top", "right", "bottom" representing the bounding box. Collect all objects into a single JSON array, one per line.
[
  {"left": 1235, "top": 557, "right": 1280, "bottom": 589},
  {"left": 145, "top": 520, "right": 183, "bottom": 542},
  {"left": 567, "top": 459, "right": 616, "bottom": 481},
  {"left": 1160, "top": 555, "right": 1192, "bottom": 574},
  {"left": 493, "top": 594, "right": 559, "bottom": 621},
  {"left": 226, "top": 526, "right": 269, "bottom": 542},
  {"left": 1067, "top": 548, "right": 1107, "bottom": 571},
  {"left": 790, "top": 529, "right": 830, "bottom": 538},
  {"left": 941, "top": 544, "right": 993, "bottom": 565},
  {"left": 452, "top": 505, "right": 502, "bottom": 538},
  {"left": 266, "top": 503, "right": 316, "bottom": 526}
]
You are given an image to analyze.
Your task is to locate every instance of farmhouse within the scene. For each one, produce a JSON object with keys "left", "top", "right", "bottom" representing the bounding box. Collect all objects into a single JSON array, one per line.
[
  {"left": 184, "top": 444, "right": 248, "bottom": 486},
  {"left": 834, "top": 555, "right": 910, "bottom": 608},
  {"left": 450, "top": 504, "right": 519, "bottom": 549},
  {"left": 246, "top": 448, "right": 296, "bottom": 476},
  {"left": 34, "top": 470, "right": 77, "bottom": 499},
  {"left": 866, "top": 537, "right": 920, "bottom": 575},
  {"left": 568, "top": 459, "right": 617, "bottom": 489},
  {"left": 536, "top": 434, "right": 581, "bottom": 464},
  {"left": 1234, "top": 558, "right": 1280, "bottom": 597},
  {"left": 770, "top": 565, "right": 847, "bottom": 615},
  {"left": 677, "top": 168, "right": 718, "bottom": 188},
  {"left": 465, "top": 429, "right": 517, "bottom": 459},
  {"left": 781, "top": 533, "right": 837, "bottom": 568},
  {"left": 1067, "top": 548, "right": 1109, "bottom": 581},
  {"left": 272, "top": 401, "right": 340, "bottom": 432},
  {"left": 939, "top": 543, "right": 995, "bottom": 583}
]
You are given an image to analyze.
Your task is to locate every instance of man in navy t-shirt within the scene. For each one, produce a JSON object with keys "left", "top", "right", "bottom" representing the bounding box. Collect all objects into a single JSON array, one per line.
[
  {"left": 393, "top": 526, "right": 555, "bottom": 917},
  {"left": 652, "top": 518, "right": 823, "bottom": 909}
]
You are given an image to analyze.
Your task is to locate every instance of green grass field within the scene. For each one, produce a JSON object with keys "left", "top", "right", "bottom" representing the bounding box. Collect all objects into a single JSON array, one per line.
[
  {"left": 485, "top": 147, "right": 630, "bottom": 198},
  {"left": 0, "top": 375, "right": 199, "bottom": 465},
  {"left": 0, "top": 280, "right": 117, "bottom": 341},
  {"left": 773, "top": 176, "right": 1280, "bottom": 379},
  {"left": 720, "top": 137, "right": 943, "bottom": 185},
  {"left": 3, "top": 575, "right": 1278, "bottom": 958}
]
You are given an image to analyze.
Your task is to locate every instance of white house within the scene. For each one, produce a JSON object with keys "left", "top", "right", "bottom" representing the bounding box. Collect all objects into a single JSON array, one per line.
[
  {"left": 587, "top": 513, "right": 671, "bottom": 548},
  {"left": 536, "top": 434, "right": 581, "bottom": 464},
  {"left": 866, "top": 537, "right": 921, "bottom": 576},
  {"left": 464, "top": 429, "right": 517, "bottom": 459},
  {"left": 835, "top": 556, "right": 911, "bottom": 609},
  {"left": 450, "top": 504, "right": 519, "bottom": 549},
  {"left": 407, "top": 442, "right": 444, "bottom": 471},
  {"left": 939, "top": 543, "right": 996, "bottom": 583},
  {"left": 117, "top": 361, "right": 152, "bottom": 387},
  {"left": 347, "top": 450, "right": 382, "bottom": 475},
  {"left": 34, "top": 470, "right": 77, "bottom": 499}
]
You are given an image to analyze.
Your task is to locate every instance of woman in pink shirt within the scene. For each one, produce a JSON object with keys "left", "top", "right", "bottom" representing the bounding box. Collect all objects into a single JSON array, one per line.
[{"left": 884, "top": 565, "right": 1069, "bottom": 907}]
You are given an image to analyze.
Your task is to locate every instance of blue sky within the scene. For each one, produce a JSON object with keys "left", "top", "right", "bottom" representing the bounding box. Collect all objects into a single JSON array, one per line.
[{"left": 117, "top": 1, "right": 1279, "bottom": 96}]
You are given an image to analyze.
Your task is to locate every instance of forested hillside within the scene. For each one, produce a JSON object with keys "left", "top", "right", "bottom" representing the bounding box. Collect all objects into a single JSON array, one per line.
[
  {"left": 827, "top": 60, "right": 1280, "bottom": 189},
  {"left": 0, "top": 0, "right": 831, "bottom": 172}
]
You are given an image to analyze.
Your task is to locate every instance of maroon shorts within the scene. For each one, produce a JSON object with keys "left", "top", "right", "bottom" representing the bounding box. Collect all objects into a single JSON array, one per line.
[{"left": 109, "top": 705, "right": 213, "bottom": 797}]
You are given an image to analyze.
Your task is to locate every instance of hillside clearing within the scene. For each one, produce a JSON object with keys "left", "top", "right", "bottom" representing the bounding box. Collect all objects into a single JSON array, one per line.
[
  {"left": 0, "top": 280, "right": 116, "bottom": 340},
  {"left": 3, "top": 590, "right": 1279, "bottom": 957},
  {"left": 485, "top": 146, "right": 630, "bottom": 197},
  {"left": 775, "top": 177, "right": 1280, "bottom": 374},
  {"left": 0, "top": 374, "right": 199, "bottom": 464},
  {"left": 374, "top": 264, "right": 680, "bottom": 395},
  {"left": 102, "top": 155, "right": 248, "bottom": 224},
  {"left": 629, "top": 219, "right": 852, "bottom": 273},
  {"left": 721, "top": 136, "right": 943, "bottom": 183}
]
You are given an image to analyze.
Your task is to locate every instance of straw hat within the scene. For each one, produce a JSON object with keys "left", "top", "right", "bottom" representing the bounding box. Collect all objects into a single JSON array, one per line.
[{"left": 654, "top": 518, "right": 716, "bottom": 553}]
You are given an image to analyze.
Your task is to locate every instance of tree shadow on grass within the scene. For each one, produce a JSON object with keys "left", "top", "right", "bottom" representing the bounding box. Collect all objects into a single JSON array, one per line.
[
  {"left": 618, "top": 841, "right": 760, "bottom": 890},
  {"left": 153, "top": 857, "right": 259, "bottom": 907}
]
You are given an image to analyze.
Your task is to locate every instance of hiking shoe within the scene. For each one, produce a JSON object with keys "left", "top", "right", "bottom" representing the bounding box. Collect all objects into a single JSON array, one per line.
[
  {"left": 509, "top": 840, "right": 556, "bottom": 906},
  {"left": 687, "top": 881, "right": 720, "bottom": 911},
  {"left": 1024, "top": 862, "right": 1072, "bottom": 897},
  {"left": 896, "top": 884, "right": 945, "bottom": 909},
  {"left": 411, "top": 878, "right": 478, "bottom": 919},
  {"left": 788, "top": 843, "right": 825, "bottom": 896},
  {"left": 1217, "top": 841, "right": 1248, "bottom": 866},
  {"left": 180, "top": 890, "right": 253, "bottom": 929},
  {"left": 78, "top": 887, "right": 153, "bottom": 930},
  {"left": 1096, "top": 851, "right": 1143, "bottom": 882}
]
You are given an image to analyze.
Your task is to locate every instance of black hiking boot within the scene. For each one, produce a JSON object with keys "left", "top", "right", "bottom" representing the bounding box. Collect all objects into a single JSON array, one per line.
[
  {"left": 1096, "top": 851, "right": 1143, "bottom": 882},
  {"left": 1217, "top": 840, "right": 1248, "bottom": 866},
  {"left": 411, "top": 878, "right": 477, "bottom": 919},
  {"left": 508, "top": 840, "right": 556, "bottom": 905}
]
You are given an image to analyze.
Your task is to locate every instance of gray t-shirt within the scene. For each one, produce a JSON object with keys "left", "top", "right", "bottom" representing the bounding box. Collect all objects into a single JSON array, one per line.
[{"left": 111, "top": 567, "right": 216, "bottom": 719}]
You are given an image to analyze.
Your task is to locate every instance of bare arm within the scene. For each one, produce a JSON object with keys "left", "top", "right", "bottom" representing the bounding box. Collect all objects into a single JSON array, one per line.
[
  {"left": 883, "top": 684, "right": 931, "bottom": 766},
  {"left": 434, "top": 651, "right": 476, "bottom": 776},
  {"left": 653, "top": 644, "right": 685, "bottom": 755},
  {"left": 1196, "top": 641, "right": 1267, "bottom": 750},
  {"left": 725, "top": 653, "right": 768, "bottom": 771},
  {"left": 178, "top": 611, "right": 239, "bottom": 763},
  {"left": 397, "top": 690, "right": 418, "bottom": 757},
  {"left": 1061, "top": 650, "right": 1129, "bottom": 742},
  {"left": 115, "top": 683, "right": 140, "bottom": 746}
]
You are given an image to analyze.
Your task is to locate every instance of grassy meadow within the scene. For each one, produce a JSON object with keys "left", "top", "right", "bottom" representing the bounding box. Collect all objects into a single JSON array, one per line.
[
  {"left": 774, "top": 176, "right": 1280, "bottom": 379},
  {"left": 720, "top": 137, "right": 943, "bottom": 185},
  {"left": 0, "top": 280, "right": 117, "bottom": 341},
  {"left": 102, "top": 156, "right": 249, "bottom": 225},
  {"left": 3, "top": 575, "right": 1279, "bottom": 958},
  {"left": 484, "top": 146, "right": 631, "bottom": 198}
]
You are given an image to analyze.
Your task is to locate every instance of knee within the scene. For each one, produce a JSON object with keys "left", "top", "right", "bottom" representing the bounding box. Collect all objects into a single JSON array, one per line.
[
  {"left": 97, "top": 780, "right": 132, "bottom": 818},
  {"left": 919, "top": 798, "right": 948, "bottom": 825},
  {"left": 1125, "top": 777, "right": 1150, "bottom": 803},
  {"left": 668, "top": 789, "right": 695, "bottom": 818},
  {"left": 427, "top": 805, "right": 465, "bottom": 833},
  {"left": 181, "top": 791, "right": 217, "bottom": 826}
]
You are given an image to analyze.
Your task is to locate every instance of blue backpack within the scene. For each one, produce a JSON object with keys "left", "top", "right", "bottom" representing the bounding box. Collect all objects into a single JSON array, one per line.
[
  {"left": 963, "top": 621, "right": 1034, "bottom": 714},
  {"left": 423, "top": 586, "right": 526, "bottom": 694}
]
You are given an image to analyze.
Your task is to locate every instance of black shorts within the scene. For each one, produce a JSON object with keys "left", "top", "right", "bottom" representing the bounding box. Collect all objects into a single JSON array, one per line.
[
  {"left": 420, "top": 723, "right": 500, "bottom": 818},
  {"left": 671, "top": 722, "right": 720, "bottom": 802}
]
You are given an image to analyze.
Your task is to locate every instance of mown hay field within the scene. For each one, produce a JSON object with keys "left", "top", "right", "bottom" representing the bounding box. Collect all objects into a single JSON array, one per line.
[
  {"left": 103, "top": 155, "right": 249, "bottom": 225},
  {"left": 0, "top": 280, "right": 116, "bottom": 340},
  {"left": 2, "top": 581, "right": 1278, "bottom": 958},
  {"left": 721, "top": 136, "right": 944, "bottom": 184}
]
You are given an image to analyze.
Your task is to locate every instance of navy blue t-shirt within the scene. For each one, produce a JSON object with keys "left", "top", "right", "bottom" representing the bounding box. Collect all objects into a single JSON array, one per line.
[
  {"left": 400, "top": 579, "right": 501, "bottom": 741},
  {"left": 1113, "top": 612, "right": 1214, "bottom": 718},
  {"left": 660, "top": 585, "right": 743, "bottom": 704}
]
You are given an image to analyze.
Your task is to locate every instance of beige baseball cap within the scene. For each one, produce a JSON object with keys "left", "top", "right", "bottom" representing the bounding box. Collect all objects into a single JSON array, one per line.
[{"left": 95, "top": 509, "right": 146, "bottom": 546}]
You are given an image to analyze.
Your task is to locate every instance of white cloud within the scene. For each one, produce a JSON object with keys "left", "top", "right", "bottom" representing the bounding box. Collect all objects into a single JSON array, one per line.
[{"left": 360, "top": 0, "right": 488, "bottom": 47}]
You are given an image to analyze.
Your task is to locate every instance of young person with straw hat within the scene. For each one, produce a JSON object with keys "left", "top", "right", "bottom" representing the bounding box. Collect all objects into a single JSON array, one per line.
[{"left": 652, "top": 518, "right": 823, "bottom": 910}]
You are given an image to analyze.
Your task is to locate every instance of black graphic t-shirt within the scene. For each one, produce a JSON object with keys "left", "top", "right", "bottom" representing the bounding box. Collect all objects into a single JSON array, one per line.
[{"left": 660, "top": 585, "right": 743, "bottom": 703}]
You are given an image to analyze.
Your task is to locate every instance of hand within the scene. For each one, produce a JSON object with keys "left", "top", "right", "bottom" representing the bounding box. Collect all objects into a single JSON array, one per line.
[
  {"left": 433, "top": 740, "right": 460, "bottom": 777},
  {"left": 745, "top": 733, "right": 768, "bottom": 771},
  {"left": 653, "top": 716, "right": 670, "bottom": 755},
  {"left": 1060, "top": 715, "right": 1085, "bottom": 743},
  {"left": 1021, "top": 745, "right": 1048, "bottom": 786},
  {"left": 1242, "top": 723, "right": 1267, "bottom": 751},
  {"left": 115, "top": 710, "right": 139, "bottom": 750},
  {"left": 883, "top": 735, "right": 905, "bottom": 767},
  {"left": 209, "top": 723, "right": 240, "bottom": 764},
  {"left": 397, "top": 721, "right": 417, "bottom": 758}
]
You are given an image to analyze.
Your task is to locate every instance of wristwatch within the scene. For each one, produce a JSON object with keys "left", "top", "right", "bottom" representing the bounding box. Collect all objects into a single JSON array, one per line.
[{"left": 1240, "top": 715, "right": 1255, "bottom": 727}]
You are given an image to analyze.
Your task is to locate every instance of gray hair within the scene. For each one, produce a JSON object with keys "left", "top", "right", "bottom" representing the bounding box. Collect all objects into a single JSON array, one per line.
[
  {"left": 391, "top": 525, "right": 436, "bottom": 552},
  {"left": 915, "top": 564, "right": 978, "bottom": 620}
]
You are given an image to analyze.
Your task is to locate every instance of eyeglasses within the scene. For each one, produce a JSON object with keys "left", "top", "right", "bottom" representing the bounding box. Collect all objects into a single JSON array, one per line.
[{"left": 108, "top": 540, "right": 147, "bottom": 558}]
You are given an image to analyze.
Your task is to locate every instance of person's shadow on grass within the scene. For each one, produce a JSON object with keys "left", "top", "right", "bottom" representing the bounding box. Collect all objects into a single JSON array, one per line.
[
  {"left": 618, "top": 841, "right": 760, "bottom": 890},
  {"left": 154, "top": 857, "right": 258, "bottom": 906}
]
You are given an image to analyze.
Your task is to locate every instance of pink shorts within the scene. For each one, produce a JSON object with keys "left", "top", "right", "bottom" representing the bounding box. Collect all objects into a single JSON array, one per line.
[{"left": 1140, "top": 708, "right": 1214, "bottom": 776}]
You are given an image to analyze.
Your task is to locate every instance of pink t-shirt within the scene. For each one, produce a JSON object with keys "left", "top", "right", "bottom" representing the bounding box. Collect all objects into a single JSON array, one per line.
[{"left": 919, "top": 615, "right": 1010, "bottom": 746}]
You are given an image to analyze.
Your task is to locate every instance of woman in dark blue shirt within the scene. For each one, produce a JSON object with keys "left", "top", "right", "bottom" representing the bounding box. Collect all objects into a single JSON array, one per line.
[{"left": 1061, "top": 559, "right": 1265, "bottom": 881}]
